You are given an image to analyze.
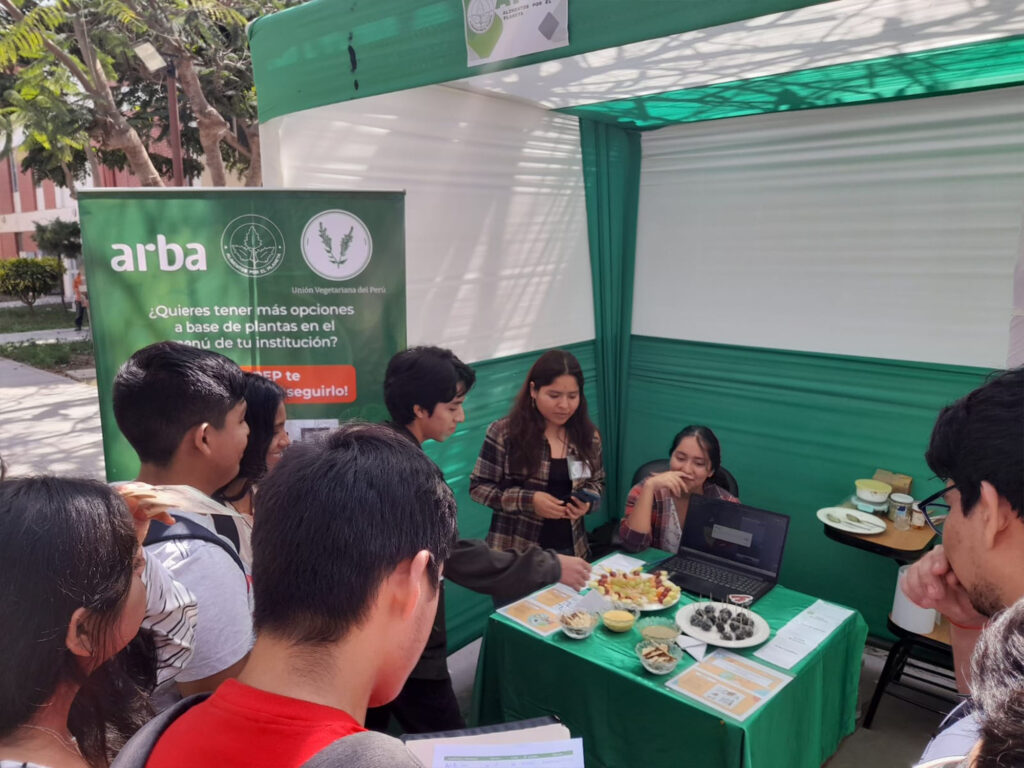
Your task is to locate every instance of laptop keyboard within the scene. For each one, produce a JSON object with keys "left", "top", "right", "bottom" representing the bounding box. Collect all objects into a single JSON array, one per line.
[{"left": 660, "top": 557, "right": 764, "bottom": 594}]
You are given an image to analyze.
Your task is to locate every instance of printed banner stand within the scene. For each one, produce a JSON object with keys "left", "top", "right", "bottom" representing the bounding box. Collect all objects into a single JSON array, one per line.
[{"left": 79, "top": 189, "right": 406, "bottom": 481}]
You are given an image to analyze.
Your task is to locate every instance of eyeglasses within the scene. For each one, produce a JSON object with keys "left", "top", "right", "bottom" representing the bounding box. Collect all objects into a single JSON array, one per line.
[{"left": 917, "top": 485, "right": 956, "bottom": 537}]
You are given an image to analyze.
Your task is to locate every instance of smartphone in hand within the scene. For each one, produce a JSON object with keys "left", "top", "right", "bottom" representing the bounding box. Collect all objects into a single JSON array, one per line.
[{"left": 570, "top": 488, "right": 600, "bottom": 505}]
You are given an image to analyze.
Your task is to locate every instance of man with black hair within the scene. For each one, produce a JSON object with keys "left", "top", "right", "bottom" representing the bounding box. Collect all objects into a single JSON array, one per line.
[
  {"left": 368, "top": 346, "right": 591, "bottom": 734},
  {"left": 901, "top": 367, "right": 1024, "bottom": 764},
  {"left": 142, "top": 423, "right": 454, "bottom": 768},
  {"left": 113, "top": 341, "right": 252, "bottom": 706}
]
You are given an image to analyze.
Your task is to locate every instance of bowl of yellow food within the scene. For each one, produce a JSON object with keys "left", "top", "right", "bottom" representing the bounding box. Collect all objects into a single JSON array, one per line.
[
  {"left": 559, "top": 609, "right": 599, "bottom": 640},
  {"left": 602, "top": 604, "right": 640, "bottom": 633}
]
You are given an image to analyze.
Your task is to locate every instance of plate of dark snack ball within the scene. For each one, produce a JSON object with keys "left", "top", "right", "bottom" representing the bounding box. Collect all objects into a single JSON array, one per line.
[{"left": 674, "top": 601, "right": 771, "bottom": 649}]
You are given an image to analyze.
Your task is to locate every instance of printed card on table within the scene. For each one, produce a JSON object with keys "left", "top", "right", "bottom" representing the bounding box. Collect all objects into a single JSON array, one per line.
[
  {"left": 497, "top": 585, "right": 578, "bottom": 637},
  {"left": 665, "top": 650, "right": 792, "bottom": 722}
]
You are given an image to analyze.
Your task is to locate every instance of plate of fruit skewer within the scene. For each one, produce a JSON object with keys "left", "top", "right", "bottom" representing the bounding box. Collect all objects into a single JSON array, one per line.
[{"left": 586, "top": 568, "right": 682, "bottom": 611}]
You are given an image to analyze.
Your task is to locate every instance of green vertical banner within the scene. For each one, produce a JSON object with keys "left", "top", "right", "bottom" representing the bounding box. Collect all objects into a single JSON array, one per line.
[{"left": 79, "top": 189, "right": 406, "bottom": 481}]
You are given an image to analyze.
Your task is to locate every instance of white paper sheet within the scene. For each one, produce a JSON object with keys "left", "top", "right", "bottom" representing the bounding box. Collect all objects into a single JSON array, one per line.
[
  {"left": 754, "top": 599, "right": 855, "bottom": 669},
  {"left": 591, "top": 553, "right": 647, "bottom": 575},
  {"left": 675, "top": 634, "right": 708, "bottom": 662},
  {"left": 432, "top": 739, "right": 584, "bottom": 768}
]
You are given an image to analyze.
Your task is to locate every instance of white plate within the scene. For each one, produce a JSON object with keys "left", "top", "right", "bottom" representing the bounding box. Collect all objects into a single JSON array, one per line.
[
  {"left": 587, "top": 571, "right": 681, "bottom": 612},
  {"left": 818, "top": 506, "right": 887, "bottom": 535},
  {"left": 675, "top": 602, "right": 771, "bottom": 649}
]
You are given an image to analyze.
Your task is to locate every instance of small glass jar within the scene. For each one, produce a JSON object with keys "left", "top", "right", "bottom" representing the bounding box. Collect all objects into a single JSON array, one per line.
[{"left": 911, "top": 503, "right": 926, "bottom": 529}]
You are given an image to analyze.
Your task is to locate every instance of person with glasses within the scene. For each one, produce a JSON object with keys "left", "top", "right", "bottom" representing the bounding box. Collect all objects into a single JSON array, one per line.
[{"left": 901, "top": 367, "right": 1024, "bottom": 765}]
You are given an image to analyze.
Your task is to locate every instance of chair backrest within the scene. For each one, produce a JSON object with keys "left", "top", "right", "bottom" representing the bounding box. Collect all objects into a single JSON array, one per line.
[
  {"left": 629, "top": 459, "right": 740, "bottom": 498},
  {"left": 714, "top": 466, "right": 740, "bottom": 498},
  {"left": 630, "top": 459, "right": 669, "bottom": 487}
]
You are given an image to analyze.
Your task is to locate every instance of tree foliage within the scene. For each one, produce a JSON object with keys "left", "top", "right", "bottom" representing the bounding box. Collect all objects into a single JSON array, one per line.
[
  {"left": 0, "top": 0, "right": 301, "bottom": 189},
  {"left": 0, "top": 256, "right": 61, "bottom": 308}
]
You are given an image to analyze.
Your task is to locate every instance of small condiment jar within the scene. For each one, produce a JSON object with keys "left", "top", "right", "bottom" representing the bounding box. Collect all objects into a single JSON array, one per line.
[{"left": 911, "top": 503, "right": 926, "bottom": 529}]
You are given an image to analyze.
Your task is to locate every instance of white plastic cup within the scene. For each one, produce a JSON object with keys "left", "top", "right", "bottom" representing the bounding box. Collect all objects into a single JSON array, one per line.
[{"left": 892, "top": 565, "right": 937, "bottom": 634}]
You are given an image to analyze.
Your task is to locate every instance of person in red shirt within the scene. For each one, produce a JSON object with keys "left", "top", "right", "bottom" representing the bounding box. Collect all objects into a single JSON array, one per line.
[{"left": 144, "top": 423, "right": 457, "bottom": 768}]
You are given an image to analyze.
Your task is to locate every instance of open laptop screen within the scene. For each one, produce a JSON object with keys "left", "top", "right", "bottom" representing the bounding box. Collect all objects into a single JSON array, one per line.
[{"left": 679, "top": 496, "right": 790, "bottom": 579}]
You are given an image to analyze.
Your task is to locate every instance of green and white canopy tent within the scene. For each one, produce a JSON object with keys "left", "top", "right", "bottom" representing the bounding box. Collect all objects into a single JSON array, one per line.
[{"left": 250, "top": 0, "right": 1024, "bottom": 648}]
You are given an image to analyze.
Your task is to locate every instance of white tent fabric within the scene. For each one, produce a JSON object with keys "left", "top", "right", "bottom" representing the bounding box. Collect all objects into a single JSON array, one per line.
[
  {"left": 261, "top": 86, "right": 594, "bottom": 363},
  {"left": 1011, "top": 202, "right": 1024, "bottom": 367},
  {"left": 454, "top": 0, "right": 1024, "bottom": 109},
  {"left": 632, "top": 86, "right": 1024, "bottom": 369}
]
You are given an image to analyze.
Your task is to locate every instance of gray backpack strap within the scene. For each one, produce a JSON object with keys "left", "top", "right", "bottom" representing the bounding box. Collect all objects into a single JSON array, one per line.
[
  {"left": 300, "top": 730, "right": 425, "bottom": 768},
  {"left": 111, "top": 694, "right": 211, "bottom": 768}
]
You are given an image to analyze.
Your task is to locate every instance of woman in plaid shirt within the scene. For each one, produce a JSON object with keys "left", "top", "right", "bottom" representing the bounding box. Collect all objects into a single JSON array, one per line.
[
  {"left": 620, "top": 425, "right": 739, "bottom": 553},
  {"left": 470, "top": 350, "right": 604, "bottom": 559}
]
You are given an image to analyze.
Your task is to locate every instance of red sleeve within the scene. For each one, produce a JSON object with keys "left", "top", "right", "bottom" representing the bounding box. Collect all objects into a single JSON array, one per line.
[{"left": 619, "top": 482, "right": 653, "bottom": 552}]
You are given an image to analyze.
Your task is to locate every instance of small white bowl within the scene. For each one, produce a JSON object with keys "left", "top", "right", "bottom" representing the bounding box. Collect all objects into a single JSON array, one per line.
[{"left": 855, "top": 479, "right": 892, "bottom": 504}]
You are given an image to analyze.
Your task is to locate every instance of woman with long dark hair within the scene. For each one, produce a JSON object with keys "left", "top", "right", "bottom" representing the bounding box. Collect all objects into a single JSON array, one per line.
[
  {"left": 215, "top": 373, "right": 291, "bottom": 566},
  {"left": 619, "top": 425, "right": 739, "bottom": 553},
  {"left": 0, "top": 477, "right": 159, "bottom": 768},
  {"left": 470, "top": 349, "right": 604, "bottom": 558}
]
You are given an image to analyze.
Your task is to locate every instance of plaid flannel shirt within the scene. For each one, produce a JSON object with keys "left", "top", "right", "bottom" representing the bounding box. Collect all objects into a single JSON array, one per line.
[
  {"left": 469, "top": 417, "right": 604, "bottom": 559},
  {"left": 619, "top": 480, "right": 739, "bottom": 552}
]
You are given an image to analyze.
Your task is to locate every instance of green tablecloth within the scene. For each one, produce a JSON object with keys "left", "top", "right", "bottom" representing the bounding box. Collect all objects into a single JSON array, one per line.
[{"left": 472, "top": 550, "right": 868, "bottom": 768}]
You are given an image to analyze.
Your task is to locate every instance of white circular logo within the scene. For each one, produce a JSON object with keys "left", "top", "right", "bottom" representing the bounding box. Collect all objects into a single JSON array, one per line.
[
  {"left": 220, "top": 215, "right": 285, "bottom": 277},
  {"left": 301, "top": 210, "right": 373, "bottom": 281},
  {"left": 467, "top": 0, "right": 496, "bottom": 33}
]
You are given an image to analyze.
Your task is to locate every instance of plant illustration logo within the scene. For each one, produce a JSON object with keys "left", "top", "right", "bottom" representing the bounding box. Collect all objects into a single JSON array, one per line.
[
  {"left": 220, "top": 215, "right": 286, "bottom": 277},
  {"left": 466, "top": 0, "right": 496, "bottom": 33},
  {"left": 300, "top": 210, "right": 373, "bottom": 281}
]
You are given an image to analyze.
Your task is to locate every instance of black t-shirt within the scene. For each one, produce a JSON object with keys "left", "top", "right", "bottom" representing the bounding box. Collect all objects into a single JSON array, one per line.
[{"left": 539, "top": 457, "right": 573, "bottom": 551}]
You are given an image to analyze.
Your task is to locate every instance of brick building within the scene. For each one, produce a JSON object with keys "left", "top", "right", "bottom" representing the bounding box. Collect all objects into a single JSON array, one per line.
[{"left": 0, "top": 152, "right": 141, "bottom": 262}]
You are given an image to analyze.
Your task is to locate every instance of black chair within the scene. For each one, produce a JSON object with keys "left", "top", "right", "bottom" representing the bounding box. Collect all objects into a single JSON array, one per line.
[
  {"left": 862, "top": 617, "right": 960, "bottom": 728},
  {"left": 630, "top": 459, "right": 739, "bottom": 498}
]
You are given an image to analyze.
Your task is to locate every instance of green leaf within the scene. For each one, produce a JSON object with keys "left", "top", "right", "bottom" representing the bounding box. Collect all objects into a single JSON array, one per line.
[{"left": 243, "top": 224, "right": 261, "bottom": 251}]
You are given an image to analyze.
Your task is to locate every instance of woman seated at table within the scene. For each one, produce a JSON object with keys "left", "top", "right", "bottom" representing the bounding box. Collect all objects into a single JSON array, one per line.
[
  {"left": 470, "top": 349, "right": 604, "bottom": 558},
  {"left": 620, "top": 425, "right": 738, "bottom": 553}
]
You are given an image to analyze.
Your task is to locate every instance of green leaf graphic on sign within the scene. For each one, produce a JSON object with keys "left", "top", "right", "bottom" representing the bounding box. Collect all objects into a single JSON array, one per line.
[
  {"left": 319, "top": 222, "right": 333, "bottom": 257},
  {"left": 330, "top": 225, "right": 353, "bottom": 267},
  {"left": 229, "top": 224, "right": 266, "bottom": 266}
]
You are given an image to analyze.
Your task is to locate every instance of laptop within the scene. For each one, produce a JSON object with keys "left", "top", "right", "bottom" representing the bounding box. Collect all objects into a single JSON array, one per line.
[{"left": 652, "top": 495, "right": 790, "bottom": 605}]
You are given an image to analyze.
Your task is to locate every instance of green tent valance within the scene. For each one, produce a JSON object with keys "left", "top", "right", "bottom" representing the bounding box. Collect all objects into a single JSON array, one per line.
[{"left": 561, "top": 35, "right": 1024, "bottom": 129}]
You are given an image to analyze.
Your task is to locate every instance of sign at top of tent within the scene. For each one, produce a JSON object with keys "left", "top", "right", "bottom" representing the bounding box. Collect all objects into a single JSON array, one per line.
[
  {"left": 78, "top": 189, "right": 406, "bottom": 481},
  {"left": 464, "top": 0, "right": 568, "bottom": 66}
]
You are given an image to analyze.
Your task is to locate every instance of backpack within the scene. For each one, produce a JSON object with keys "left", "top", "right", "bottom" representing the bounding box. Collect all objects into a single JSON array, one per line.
[
  {"left": 144, "top": 515, "right": 245, "bottom": 574},
  {"left": 111, "top": 694, "right": 424, "bottom": 768}
]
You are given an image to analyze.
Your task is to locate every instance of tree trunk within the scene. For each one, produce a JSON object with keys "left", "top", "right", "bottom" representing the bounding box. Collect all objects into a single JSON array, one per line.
[
  {"left": 106, "top": 118, "right": 164, "bottom": 187},
  {"left": 83, "top": 142, "right": 101, "bottom": 188},
  {"left": 61, "top": 162, "right": 78, "bottom": 199},
  {"left": 174, "top": 56, "right": 229, "bottom": 186},
  {"left": 244, "top": 124, "right": 261, "bottom": 187},
  {"left": 69, "top": 17, "right": 163, "bottom": 187},
  {"left": 56, "top": 254, "right": 67, "bottom": 310}
]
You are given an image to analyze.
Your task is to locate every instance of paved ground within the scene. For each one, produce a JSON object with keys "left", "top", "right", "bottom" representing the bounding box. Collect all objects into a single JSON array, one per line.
[
  {"left": 0, "top": 356, "right": 105, "bottom": 479},
  {"left": 0, "top": 294, "right": 63, "bottom": 310},
  {"left": 0, "top": 327, "right": 91, "bottom": 345}
]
